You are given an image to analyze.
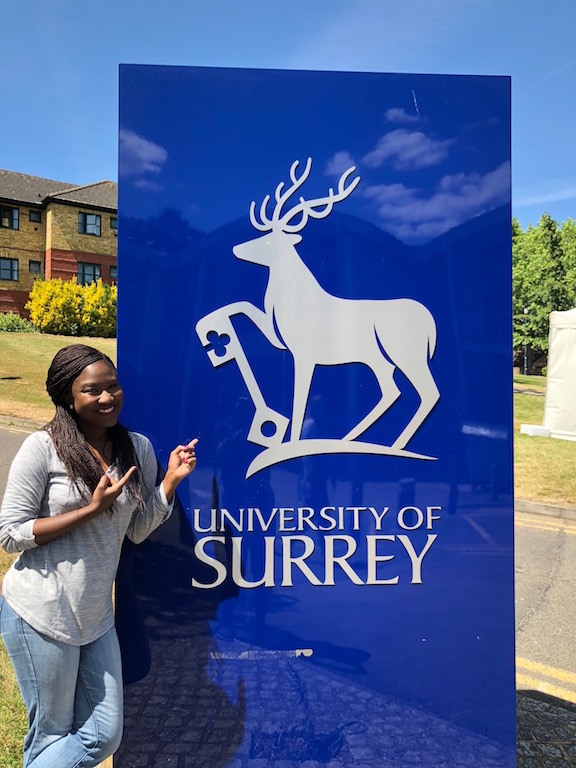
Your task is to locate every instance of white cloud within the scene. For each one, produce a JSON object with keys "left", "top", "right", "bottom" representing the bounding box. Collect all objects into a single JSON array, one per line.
[
  {"left": 384, "top": 107, "right": 420, "bottom": 125},
  {"left": 363, "top": 129, "right": 453, "bottom": 170},
  {"left": 133, "top": 178, "right": 163, "bottom": 192},
  {"left": 515, "top": 184, "right": 576, "bottom": 207},
  {"left": 364, "top": 161, "right": 511, "bottom": 243},
  {"left": 533, "top": 62, "right": 573, "bottom": 89},
  {"left": 119, "top": 129, "right": 168, "bottom": 178},
  {"left": 325, "top": 151, "right": 356, "bottom": 177},
  {"left": 283, "top": 0, "right": 489, "bottom": 73}
]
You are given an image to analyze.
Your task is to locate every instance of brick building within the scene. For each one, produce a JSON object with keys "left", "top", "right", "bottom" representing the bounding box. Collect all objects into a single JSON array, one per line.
[{"left": 0, "top": 169, "right": 117, "bottom": 316}]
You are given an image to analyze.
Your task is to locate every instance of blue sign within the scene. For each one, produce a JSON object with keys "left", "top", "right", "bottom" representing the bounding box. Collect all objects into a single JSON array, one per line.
[{"left": 117, "top": 65, "right": 514, "bottom": 766}]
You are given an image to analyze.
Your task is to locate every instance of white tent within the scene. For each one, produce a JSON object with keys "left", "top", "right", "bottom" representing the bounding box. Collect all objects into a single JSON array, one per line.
[{"left": 543, "top": 308, "right": 576, "bottom": 440}]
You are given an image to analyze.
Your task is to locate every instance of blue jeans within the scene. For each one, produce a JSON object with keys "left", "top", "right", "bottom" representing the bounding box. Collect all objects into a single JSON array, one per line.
[{"left": 0, "top": 597, "right": 123, "bottom": 768}]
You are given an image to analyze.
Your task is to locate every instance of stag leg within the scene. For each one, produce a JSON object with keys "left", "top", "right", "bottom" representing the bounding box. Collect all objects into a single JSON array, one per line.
[
  {"left": 224, "top": 301, "right": 286, "bottom": 350},
  {"left": 391, "top": 368, "right": 439, "bottom": 450},
  {"left": 343, "top": 356, "right": 399, "bottom": 442},
  {"left": 291, "top": 360, "right": 315, "bottom": 442}
]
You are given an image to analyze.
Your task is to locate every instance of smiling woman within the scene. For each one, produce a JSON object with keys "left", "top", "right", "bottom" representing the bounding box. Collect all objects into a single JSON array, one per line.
[
  {"left": 69, "top": 362, "right": 125, "bottom": 456},
  {"left": 0, "top": 344, "right": 198, "bottom": 768}
]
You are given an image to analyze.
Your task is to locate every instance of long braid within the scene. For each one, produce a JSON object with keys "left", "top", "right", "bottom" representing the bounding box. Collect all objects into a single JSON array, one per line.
[{"left": 44, "top": 344, "right": 145, "bottom": 509}]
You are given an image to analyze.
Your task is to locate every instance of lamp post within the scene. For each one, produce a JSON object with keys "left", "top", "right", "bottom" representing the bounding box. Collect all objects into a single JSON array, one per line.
[{"left": 523, "top": 308, "right": 529, "bottom": 375}]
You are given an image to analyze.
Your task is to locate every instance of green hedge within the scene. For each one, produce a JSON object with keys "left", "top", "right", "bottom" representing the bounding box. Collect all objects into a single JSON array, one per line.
[{"left": 0, "top": 313, "right": 36, "bottom": 332}]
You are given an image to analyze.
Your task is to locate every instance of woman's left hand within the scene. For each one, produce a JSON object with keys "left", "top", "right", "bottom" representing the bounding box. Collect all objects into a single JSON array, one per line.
[
  {"left": 171, "top": 439, "right": 198, "bottom": 475},
  {"left": 162, "top": 439, "right": 198, "bottom": 501}
]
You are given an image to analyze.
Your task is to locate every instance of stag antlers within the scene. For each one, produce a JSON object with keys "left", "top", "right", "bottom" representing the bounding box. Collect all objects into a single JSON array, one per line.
[{"left": 250, "top": 158, "right": 360, "bottom": 234}]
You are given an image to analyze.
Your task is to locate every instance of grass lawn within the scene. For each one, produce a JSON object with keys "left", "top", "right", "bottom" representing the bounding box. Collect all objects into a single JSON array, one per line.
[
  {"left": 513, "top": 377, "right": 576, "bottom": 505},
  {"left": 0, "top": 332, "right": 116, "bottom": 423},
  {"left": 0, "top": 552, "right": 27, "bottom": 767}
]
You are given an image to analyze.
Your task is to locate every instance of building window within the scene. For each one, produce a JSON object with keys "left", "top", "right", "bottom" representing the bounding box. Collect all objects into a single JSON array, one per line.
[
  {"left": 0, "top": 257, "right": 19, "bottom": 281},
  {"left": 0, "top": 206, "right": 19, "bottom": 230},
  {"left": 29, "top": 210, "right": 42, "bottom": 223},
  {"left": 78, "top": 212, "right": 101, "bottom": 237},
  {"left": 110, "top": 217, "right": 117, "bottom": 230},
  {"left": 109, "top": 265, "right": 118, "bottom": 280},
  {"left": 29, "top": 260, "right": 42, "bottom": 274},
  {"left": 78, "top": 262, "right": 101, "bottom": 285}
]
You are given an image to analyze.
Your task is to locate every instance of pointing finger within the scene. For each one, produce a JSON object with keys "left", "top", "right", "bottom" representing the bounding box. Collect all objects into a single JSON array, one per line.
[{"left": 114, "top": 465, "right": 138, "bottom": 488}]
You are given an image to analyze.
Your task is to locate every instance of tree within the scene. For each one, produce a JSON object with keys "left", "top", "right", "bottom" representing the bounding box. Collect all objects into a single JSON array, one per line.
[
  {"left": 512, "top": 214, "right": 570, "bottom": 354},
  {"left": 512, "top": 218, "right": 530, "bottom": 355},
  {"left": 560, "top": 218, "right": 576, "bottom": 305}
]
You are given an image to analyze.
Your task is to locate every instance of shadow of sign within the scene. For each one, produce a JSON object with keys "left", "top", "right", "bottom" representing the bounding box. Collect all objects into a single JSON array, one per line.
[
  {"left": 114, "top": 503, "right": 246, "bottom": 768},
  {"left": 516, "top": 690, "right": 576, "bottom": 765}
]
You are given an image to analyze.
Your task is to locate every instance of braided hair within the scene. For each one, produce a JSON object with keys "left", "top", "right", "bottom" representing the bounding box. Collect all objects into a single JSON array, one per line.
[{"left": 44, "top": 344, "right": 145, "bottom": 508}]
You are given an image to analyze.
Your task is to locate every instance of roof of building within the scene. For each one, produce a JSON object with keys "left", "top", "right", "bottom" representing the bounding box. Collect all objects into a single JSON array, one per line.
[
  {"left": 48, "top": 181, "right": 118, "bottom": 210},
  {"left": 0, "top": 169, "right": 117, "bottom": 210}
]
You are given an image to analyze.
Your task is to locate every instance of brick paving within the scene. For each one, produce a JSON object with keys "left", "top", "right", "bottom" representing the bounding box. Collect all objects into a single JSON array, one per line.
[
  {"left": 517, "top": 692, "right": 576, "bottom": 768},
  {"left": 114, "top": 624, "right": 576, "bottom": 767},
  {"left": 116, "top": 625, "right": 548, "bottom": 767}
]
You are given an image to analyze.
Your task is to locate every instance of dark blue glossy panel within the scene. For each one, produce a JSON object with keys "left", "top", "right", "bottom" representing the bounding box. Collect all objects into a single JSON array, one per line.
[{"left": 116, "top": 65, "right": 514, "bottom": 767}]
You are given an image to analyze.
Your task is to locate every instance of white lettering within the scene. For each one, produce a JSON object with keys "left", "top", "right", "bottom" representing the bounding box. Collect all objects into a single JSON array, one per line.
[
  {"left": 298, "top": 507, "right": 317, "bottom": 530},
  {"left": 348, "top": 507, "right": 365, "bottom": 531},
  {"left": 191, "top": 537, "right": 227, "bottom": 588},
  {"left": 324, "top": 536, "right": 363, "bottom": 585},
  {"left": 319, "top": 507, "right": 337, "bottom": 531},
  {"left": 231, "top": 536, "right": 276, "bottom": 587},
  {"left": 427, "top": 506, "right": 442, "bottom": 529},
  {"left": 221, "top": 508, "right": 243, "bottom": 532},
  {"left": 366, "top": 536, "right": 399, "bottom": 585},
  {"left": 368, "top": 506, "right": 389, "bottom": 530},
  {"left": 398, "top": 534, "right": 437, "bottom": 584},
  {"left": 279, "top": 508, "right": 297, "bottom": 531},
  {"left": 397, "top": 506, "right": 424, "bottom": 530},
  {"left": 254, "top": 507, "right": 278, "bottom": 531},
  {"left": 282, "top": 536, "right": 322, "bottom": 586},
  {"left": 193, "top": 508, "right": 217, "bottom": 533}
]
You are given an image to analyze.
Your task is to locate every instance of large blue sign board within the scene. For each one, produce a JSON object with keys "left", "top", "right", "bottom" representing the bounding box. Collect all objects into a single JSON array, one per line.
[{"left": 117, "top": 65, "right": 514, "bottom": 767}]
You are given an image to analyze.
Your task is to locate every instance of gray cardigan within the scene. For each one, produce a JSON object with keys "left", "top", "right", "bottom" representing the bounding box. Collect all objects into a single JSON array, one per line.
[{"left": 0, "top": 430, "right": 172, "bottom": 645}]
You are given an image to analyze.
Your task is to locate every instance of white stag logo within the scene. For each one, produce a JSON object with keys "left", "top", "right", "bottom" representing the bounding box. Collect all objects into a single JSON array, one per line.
[{"left": 196, "top": 158, "right": 439, "bottom": 477}]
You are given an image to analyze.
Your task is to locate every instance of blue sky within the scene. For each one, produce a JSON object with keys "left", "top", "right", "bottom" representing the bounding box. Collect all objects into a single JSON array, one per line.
[{"left": 1, "top": 0, "right": 574, "bottom": 230}]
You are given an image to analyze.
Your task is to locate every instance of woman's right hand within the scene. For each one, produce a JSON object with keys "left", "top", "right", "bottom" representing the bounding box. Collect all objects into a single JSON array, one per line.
[
  {"left": 91, "top": 466, "right": 138, "bottom": 514},
  {"left": 33, "top": 466, "right": 137, "bottom": 546}
]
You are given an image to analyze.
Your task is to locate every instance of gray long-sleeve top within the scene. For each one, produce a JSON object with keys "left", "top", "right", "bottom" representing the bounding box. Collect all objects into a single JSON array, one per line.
[{"left": 0, "top": 430, "right": 173, "bottom": 645}]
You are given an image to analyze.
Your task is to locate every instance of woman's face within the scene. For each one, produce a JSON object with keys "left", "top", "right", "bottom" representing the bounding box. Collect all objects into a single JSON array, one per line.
[{"left": 70, "top": 361, "right": 124, "bottom": 433}]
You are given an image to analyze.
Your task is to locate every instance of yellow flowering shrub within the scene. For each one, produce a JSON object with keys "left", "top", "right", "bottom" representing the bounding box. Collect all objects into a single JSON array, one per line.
[
  {"left": 81, "top": 280, "right": 117, "bottom": 338},
  {"left": 26, "top": 278, "right": 116, "bottom": 337}
]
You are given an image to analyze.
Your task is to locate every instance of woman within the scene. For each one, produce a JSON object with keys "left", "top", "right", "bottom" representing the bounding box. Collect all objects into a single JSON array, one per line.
[{"left": 0, "top": 344, "right": 197, "bottom": 767}]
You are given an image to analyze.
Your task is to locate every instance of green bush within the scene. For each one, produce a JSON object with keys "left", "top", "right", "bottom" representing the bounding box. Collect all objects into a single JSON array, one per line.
[
  {"left": 0, "top": 312, "right": 36, "bottom": 332},
  {"left": 26, "top": 278, "right": 117, "bottom": 337}
]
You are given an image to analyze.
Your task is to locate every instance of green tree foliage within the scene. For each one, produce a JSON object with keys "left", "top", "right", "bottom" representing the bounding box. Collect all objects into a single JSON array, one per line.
[
  {"left": 513, "top": 214, "right": 575, "bottom": 354},
  {"left": 561, "top": 218, "right": 576, "bottom": 288},
  {"left": 26, "top": 278, "right": 116, "bottom": 337}
]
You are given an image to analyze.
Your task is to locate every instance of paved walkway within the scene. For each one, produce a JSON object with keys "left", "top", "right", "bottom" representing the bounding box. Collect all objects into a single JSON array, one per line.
[{"left": 517, "top": 691, "right": 576, "bottom": 767}]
